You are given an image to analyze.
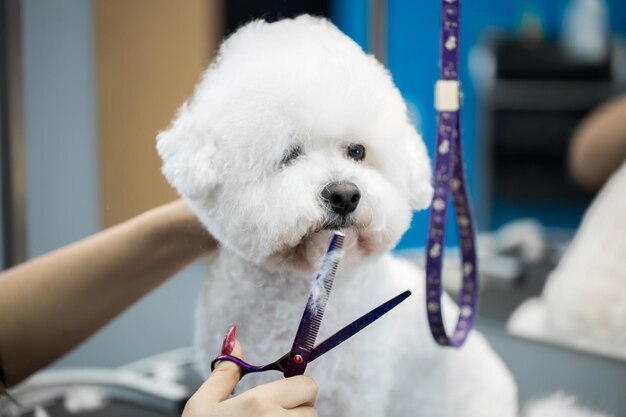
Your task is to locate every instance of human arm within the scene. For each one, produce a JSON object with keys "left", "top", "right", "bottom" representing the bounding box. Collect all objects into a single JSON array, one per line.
[
  {"left": 569, "top": 94, "right": 626, "bottom": 190},
  {"left": 0, "top": 200, "right": 216, "bottom": 386}
]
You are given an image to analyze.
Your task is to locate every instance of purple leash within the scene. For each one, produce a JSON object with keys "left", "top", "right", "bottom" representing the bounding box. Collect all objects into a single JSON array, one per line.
[{"left": 425, "top": 0, "right": 479, "bottom": 347}]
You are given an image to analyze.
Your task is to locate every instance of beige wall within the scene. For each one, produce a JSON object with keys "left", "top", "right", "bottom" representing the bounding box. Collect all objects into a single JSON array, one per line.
[{"left": 94, "top": 0, "right": 222, "bottom": 227}]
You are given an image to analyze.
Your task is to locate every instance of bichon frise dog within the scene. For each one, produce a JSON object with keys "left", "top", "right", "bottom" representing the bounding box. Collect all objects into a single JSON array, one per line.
[
  {"left": 157, "top": 15, "right": 518, "bottom": 417},
  {"left": 509, "top": 160, "right": 626, "bottom": 360}
]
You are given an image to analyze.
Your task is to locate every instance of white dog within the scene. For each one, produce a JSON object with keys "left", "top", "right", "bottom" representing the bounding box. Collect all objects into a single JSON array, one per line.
[
  {"left": 158, "top": 15, "right": 525, "bottom": 417},
  {"left": 509, "top": 160, "right": 626, "bottom": 360}
]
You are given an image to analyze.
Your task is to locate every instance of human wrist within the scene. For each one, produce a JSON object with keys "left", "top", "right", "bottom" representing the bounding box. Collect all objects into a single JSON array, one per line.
[{"left": 142, "top": 200, "right": 217, "bottom": 260}]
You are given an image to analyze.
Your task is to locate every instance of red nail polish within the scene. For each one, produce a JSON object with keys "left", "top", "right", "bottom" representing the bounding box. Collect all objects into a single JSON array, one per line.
[{"left": 221, "top": 325, "right": 236, "bottom": 355}]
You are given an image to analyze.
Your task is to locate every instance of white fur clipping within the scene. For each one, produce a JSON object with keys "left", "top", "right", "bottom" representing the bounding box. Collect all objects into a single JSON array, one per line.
[
  {"left": 308, "top": 249, "right": 343, "bottom": 315},
  {"left": 63, "top": 387, "right": 108, "bottom": 413},
  {"left": 34, "top": 406, "right": 51, "bottom": 417},
  {"left": 522, "top": 393, "right": 611, "bottom": 417}
]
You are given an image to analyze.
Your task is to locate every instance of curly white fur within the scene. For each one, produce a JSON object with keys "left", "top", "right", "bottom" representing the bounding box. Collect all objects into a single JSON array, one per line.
[{"left": 158, "top": 15, "right": 529, "bottom": 417}]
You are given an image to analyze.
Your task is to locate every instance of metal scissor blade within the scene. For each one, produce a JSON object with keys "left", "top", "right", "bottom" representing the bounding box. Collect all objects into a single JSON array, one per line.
[
  {"left": 309, "top": 290, "right": 412, "bottom": 362},
  {"left": 284, "top": 231, "right": 345, "bottom": 377}
]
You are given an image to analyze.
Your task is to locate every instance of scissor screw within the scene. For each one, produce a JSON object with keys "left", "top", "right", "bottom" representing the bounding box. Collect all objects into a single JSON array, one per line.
[{"left": 293, "top": 354, "right": 303, "bottom": 364}]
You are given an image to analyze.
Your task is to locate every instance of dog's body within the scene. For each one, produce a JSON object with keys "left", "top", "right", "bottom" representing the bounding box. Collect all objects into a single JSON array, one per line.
[
  {"left": 158, "top": 15, "right": 518, "bottom": 416},
  {"left": 197, "top": 249, "right": 517, "bottom": 416}
]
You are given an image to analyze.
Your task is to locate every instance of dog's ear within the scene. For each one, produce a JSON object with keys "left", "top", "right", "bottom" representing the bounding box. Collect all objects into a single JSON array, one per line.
[
  {"left": 156, "top": 104, "right": 219, "bottom": 199},
  {"left": 404, "top": 127, "right": 434, "bottom": 211}
]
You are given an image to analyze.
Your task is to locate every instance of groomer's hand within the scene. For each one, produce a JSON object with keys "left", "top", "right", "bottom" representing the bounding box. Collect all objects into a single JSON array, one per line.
[{"left": 183, "top": 339, "right": 318, "bottom": 416}]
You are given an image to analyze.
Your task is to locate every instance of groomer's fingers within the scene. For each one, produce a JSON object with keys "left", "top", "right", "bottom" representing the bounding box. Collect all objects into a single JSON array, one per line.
[
  {"left": 286, "top": 406, "right": 319, "bottom": 417},
  {"left": 247, "top": 375, "right": 318, "bottom": 409},
  {"left": 192, "top": 339, "right": 244, "bottom": 405}
]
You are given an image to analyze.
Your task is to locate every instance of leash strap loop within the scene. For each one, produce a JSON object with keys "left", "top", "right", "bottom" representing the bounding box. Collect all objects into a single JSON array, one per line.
[{"left": 425, "top": 0, "right": 479, "bottom": 347}]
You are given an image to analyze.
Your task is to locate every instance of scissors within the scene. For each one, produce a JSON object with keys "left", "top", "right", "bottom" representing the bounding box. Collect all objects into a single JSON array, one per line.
[{"left": 211, "top": 231, "right": 412, "bottom": 378}]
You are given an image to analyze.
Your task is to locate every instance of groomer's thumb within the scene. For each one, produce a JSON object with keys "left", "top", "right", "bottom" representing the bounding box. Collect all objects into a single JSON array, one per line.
[{"left": 192, "top": 339, "right": 244, "bottom": 405}]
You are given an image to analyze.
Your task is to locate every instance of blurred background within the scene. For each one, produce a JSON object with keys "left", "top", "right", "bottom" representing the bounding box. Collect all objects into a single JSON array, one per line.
[{"left": 1, "top": 0, "right": 626, "bottom": 415}]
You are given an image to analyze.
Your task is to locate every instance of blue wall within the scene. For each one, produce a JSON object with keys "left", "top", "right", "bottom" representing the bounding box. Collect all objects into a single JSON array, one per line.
[{"left": 332, "top": 0, "right": 626, "bottom": 250}]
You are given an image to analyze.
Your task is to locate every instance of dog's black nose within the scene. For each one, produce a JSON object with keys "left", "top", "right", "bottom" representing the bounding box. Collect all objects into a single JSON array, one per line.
[{"left": 321, "top": 182, "right": 361, "bottom": 215}]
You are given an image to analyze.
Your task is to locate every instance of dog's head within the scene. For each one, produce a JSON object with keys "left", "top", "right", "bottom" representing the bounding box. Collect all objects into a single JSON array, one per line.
[{"left": 157, "top": 16, "right": 432, "bottom": 271}]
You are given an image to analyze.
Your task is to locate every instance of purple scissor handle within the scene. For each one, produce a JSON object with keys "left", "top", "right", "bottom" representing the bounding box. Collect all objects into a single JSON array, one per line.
[
  {"left": 211, "top": 289, "right": 412, "bottom": 377},
  {"left": 211, "top": 231, "right": 412, "bottom": 378}
]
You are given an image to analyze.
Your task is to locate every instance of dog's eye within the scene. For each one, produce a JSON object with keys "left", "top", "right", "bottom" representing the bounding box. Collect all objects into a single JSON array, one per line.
[
  {"left": 346, "top": 144, "right": 366, "bottom": 161},
  {"left": 281, "top": 146, "right": 302, "bottom": 166}
]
